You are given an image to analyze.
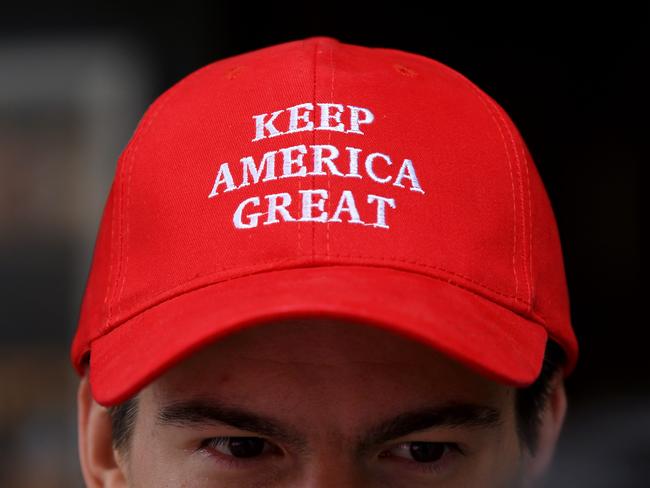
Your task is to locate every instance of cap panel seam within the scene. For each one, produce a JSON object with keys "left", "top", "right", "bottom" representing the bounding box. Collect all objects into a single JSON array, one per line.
[
  {"left": 496, "top": 101, "right": 532, "bottom": 309},
  {"left": 110, "top": 64, "right": 220, "bottom": 329},
  {"left": 326, "top": 37, "right": 336, "bottom": 258},
  {"left": 448, "top": 74, "right": 532, "bottom": 308},
  {"left": 311, "top": 38, "right": 318, "bottom": 260},
  {"left": 439, "top": 67, "right": 533, "bottom": 310},
  {"left": 475, "top": 90, "right": 532, "bottom": 309},
  {"left": 105, "top": 108, "right": 157, "bottom": 326},
  {"left": 453, "top": 78, "right": 522, "bottom": 303},
  {"left": 110, "top": 89, "right": 176, "bottom": 327},
  {"left": 372, "top": 48, "right": 530, "bottom": 306},
  {"left": 102, "top": 178, "right": 119, "bottom": 322},
  {"left": 519, "top": 136, "right": 535, "bottom": 311}
]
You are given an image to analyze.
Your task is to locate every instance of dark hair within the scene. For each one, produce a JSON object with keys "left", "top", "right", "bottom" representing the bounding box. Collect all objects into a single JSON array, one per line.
[
  {"left": 107, "top": 392, "right": 139, "bottom": 455},
  {"left": 105, "top": 337, "right": 566, "bottom": 457},
  {"left": 514, "top": 337, "right": 567, "bottom": 456}
]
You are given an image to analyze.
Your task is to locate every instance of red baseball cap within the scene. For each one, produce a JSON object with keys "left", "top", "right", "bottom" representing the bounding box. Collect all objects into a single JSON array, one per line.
[{"left": 70, "top": 35, "right": 579, "bottom": 406}]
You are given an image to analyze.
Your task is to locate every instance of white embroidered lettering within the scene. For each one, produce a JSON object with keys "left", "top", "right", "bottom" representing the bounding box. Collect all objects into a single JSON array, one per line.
[
  {"left": 208, "top": 162, "right": 237, "bottom": 198},
  {"left": 286, "top": 102, "right": 314, "bottom": 134},
  {"left": 344, "top": 146, "right": 363, "bottom": 178},
  {"left": 213, "top": 102, "right": 424, "bottom": 230},
  {"left": 316, "top": 103, "right": 345, "bottom": 132},
  {"left": 367, "top": 194, "right": 396, "bottom": 229},
  {"left": 309, "top": 144, "right": 344, "bottom": 176},
  {"left": 365, "top": 152, "right": 392, "bottom": 184},
  {"left": 299, "top": 189, "right": 329, "bottom": 222},
  {"left": 239, "top": 151, "right": 278, "bottom": 188},
  {"left": 250, "top": 103, "right": 375, "bottom": 140},
  {"left": 330, "top": 190, "right": 364, "bottom": 224},
  {"left": 264, "top": 192, "right": 295, "bottom": 224},
  {"left": 233, "top": 196, "right": 262, "bottom": 228},
  {"left": 279, "top": 145, "right": 308, "bottom": 178},
  {"left": 252, "top": 109, "right": 283, "bottom": 141},
  {"left": 347, "top": 105, "right": 375, "bottom": 134},
  {"left": 394, "top": 158, "right": 425, "bottom": 193}
]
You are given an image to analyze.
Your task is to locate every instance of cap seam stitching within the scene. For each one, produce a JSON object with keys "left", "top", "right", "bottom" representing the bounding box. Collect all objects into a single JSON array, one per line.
[
  {"left": 519, "top": 141, "right": 535, "bottom": 309},
  {"left": 106, "top": 125, "right": 137, "bottom": 323},
  {"left": 374, "top": 48, "right": 531, "bottom": 306},
  {"left": 103, "top": 179, "right": 118, "bottom": 315},
  {"left": 112, "top": 90, "right": 176, "bottom": 324},
  {"left": 311, "top": 38, "right": 318, "bottom": 261},
  {"left": 110, "top": 65, "right": 219, "bottom": 327},
  {"left": 106, "top": 109, "right": 153, "bottom": 325},
  {"left": 497, "top": 105, "right": 531, "bottom": 308},
  {"left": 449, "top": 74, "right": 531, "bottom": 309},
  {"left": 326, "top": 37, "right": 335, "bottom": 258},
  {"left": 99, "top": 254, "right": 544, "bottom": 339},
  {"left": 457, "top": 81, "right": 521, "bottom": 303},
  {"left": 93, "top": 259, "right": 548, "bottom": 346}
]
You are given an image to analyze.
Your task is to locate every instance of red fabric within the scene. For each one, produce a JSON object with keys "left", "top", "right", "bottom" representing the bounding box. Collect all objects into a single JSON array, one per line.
[{"left": 70, "top": 36, "right": 579, "bottom": 406}]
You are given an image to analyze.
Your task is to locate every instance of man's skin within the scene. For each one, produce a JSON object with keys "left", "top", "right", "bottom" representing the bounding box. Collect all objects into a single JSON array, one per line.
[{"left": 77, "top": 316, "right": 567, "bottom": 487}]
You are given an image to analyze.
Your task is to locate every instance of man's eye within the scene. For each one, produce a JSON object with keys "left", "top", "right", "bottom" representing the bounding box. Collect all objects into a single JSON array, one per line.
[
  {"left": 201, "top": 436, "right": 276, "bottom": 462},
  {"left": 379, "top": 441, "right": 463, "bottom": 474}
]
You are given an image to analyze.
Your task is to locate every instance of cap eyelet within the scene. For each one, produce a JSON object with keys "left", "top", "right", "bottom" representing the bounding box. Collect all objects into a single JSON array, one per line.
[
  {"left": 393, "top": 63, "right": 417, "bottom": 77},
  {"left": 224, "top": 65, "right": 244, "bottom": 80}
]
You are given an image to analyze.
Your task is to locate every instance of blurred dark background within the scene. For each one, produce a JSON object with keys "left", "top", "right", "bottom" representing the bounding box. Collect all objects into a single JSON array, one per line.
[{"left": 0, "top": 3, "right": 646, "bottom": 487}]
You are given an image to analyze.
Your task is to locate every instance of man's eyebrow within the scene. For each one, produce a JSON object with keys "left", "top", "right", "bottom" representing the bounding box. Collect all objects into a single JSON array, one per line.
[
  {"left": 356, "top": 401, "right": 503, "bottom": 455},
  {"left": 155, "top": 398, "right": 502, "bottom": 455},
  {"left": 156, "top": 397, "right": 309, "bottom": 452}
]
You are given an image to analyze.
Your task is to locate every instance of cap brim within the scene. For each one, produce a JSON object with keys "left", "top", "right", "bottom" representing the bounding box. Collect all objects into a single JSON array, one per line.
[{"left": 90, "top": 265, "right": 548, "bottom": 406}]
